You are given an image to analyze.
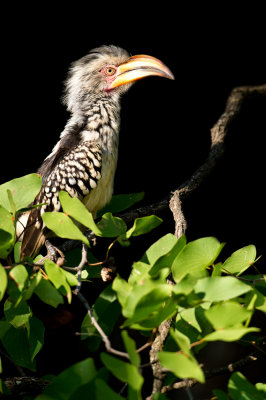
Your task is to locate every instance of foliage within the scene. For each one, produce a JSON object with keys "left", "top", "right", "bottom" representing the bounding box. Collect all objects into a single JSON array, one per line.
[{"left": 0, "top": 174, "right": 265, "bottom": 399}]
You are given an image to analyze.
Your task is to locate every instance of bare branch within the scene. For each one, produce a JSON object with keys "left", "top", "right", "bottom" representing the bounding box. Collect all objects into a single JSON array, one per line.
[
  {"left": 72, "top": 243, "right": 88, "bottom": 294},
  {"left": 161, "top": 353, "right": 260, "bottom": 394},
  {"left": 169, "top": 84, "right": 266, "bottom": 237},
  {"left": 145, "top": 84, "right": 266, "bottom": 398},
  {"left": 147, "top": 318, "right": 172, "bottom": 398},
  {"left": 74, "top": 290, "right": 129, "bottom": 359},
  {"left": 57, "top": 84, "right": 266, "bottom": 252}
]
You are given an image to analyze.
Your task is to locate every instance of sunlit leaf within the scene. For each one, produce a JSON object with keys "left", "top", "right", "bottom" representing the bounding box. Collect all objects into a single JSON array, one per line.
[
  {"left": 9, "top": 264, "right": 28, "bottom": 291},
  {"left": 228, "top": 372, "right": 266, "bottom": 400},
  {"left": 121, "top": 331, "right": 140, "bottom": 367},
  {"left": 44, "top": 259, "right": 72, "bottom": 303},
  {"left": 0, "top": 173, "right": 42, "bottom": 212},
  {"left": 158, "top": 351, "right": 204, "bottom": 383},
  {"left": 97, "top": 212, "right": 127, "bottom": 237},
  {"left": 222, "top": 245, "right": 256, "bottom": 275},
  {"left": 42, "top": 211, "right": 90, "bottom": 246},
  {"left": 172, "top": 237, "right": 224, "bottom": 282},
  {"left": 0, "top": 264, "right": 7, "bottom": 301},
  {"left": 205, "top": 301, "right": 252, "bottom": 329},
  {"left": 194, "top": 276, "right": 252, "bottom": 302},
  {"left": 59, "top": 191, "right": 102, "bottom": 235},
  {"left": 0, "top": 205, "right": 15, "bottom": 259},
  {"left": 204, "top": 327, "right": 259, "bottom": 342},
  {"left": 149, "top": 235, "right": 187, "bottom": 276},
  {"left": 126, "top": 215, "right": 162, "bottom": 238},
  {"left": 141, "top": 233, "right": 178, "bottom": 265}
]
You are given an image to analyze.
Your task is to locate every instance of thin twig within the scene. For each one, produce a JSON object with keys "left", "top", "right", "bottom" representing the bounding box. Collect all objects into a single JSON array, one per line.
[
  {"left": 169, "top": 84, "right": 266, "bottom": 238},
  {"left": 74, "top": 290, "right": 129, "bottom": 359},
  {"left": 146, "top": 84, "right": 266, "bottom": 398},
  {"left": 161, "top": 353, "right": 260, "bottom": 394},
  {"left": 72, "top": 243, "right": 88, "bottom": 295}
]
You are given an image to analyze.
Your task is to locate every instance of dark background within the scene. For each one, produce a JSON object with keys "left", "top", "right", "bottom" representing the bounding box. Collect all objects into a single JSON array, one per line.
[
  {"left": 1, "top": 4, "right": 266, "bottom": 399},
  {"left": 1, "top": 5, "right": 265, "bottom": 263}
]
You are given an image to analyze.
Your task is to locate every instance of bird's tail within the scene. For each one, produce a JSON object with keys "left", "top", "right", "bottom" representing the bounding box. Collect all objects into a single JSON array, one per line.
[{"left": 19, "top": 208, "right": 47, "bottom": 260}]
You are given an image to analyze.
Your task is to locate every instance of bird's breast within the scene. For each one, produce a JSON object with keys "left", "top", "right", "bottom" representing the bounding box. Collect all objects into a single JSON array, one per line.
[{"left": 83, "top": 147, "right": 118, "bottom": 216}]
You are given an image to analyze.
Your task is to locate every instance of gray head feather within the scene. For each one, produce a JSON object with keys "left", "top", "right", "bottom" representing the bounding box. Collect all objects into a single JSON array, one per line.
[{"left": 63, "top": 45, "right": 130, "bottom": 113}]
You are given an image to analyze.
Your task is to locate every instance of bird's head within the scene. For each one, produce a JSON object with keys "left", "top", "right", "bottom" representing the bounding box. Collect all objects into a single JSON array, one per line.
[{"left": 63, "top": 45, "right": 174, "bottom": 113}]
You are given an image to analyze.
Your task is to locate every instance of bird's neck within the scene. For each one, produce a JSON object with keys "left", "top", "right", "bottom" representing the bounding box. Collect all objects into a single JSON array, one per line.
[{"left": 64, "top": 94, "right": 121, "bottom": 153}]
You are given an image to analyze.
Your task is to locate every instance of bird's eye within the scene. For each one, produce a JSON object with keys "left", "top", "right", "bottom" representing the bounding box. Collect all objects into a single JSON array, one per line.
[{"left": 105, "top": 66, "right": 116, "bottom": 76}]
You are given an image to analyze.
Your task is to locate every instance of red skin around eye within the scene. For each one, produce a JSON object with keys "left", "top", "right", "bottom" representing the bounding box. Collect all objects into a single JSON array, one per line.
[{"left": 101, "top": 66, "right": 118, "bottom": 91}]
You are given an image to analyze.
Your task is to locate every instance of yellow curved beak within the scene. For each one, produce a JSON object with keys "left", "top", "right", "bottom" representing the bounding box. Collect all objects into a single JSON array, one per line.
[{"left": 109, "top": 54, "right": 175, "bottom": 89}]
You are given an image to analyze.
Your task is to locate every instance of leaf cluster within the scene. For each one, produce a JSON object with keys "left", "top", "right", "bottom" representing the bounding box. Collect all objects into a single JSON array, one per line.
[{"left": 0, "top": 174, "right": 265, "bottom": 399}]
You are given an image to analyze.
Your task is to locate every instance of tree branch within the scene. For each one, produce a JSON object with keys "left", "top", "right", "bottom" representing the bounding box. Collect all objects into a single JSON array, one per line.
[
  {"left": 57, "top": 84, "right": 266, "bottom": 252},
  {"left": 161, "top": 352, "right": 260, "bottom": 394},
  {"left": 145, "top": 84, "right": 266, "bottom": 398},
  {"left": 169, "top": 84, "right": 266, "bottom": 237}
]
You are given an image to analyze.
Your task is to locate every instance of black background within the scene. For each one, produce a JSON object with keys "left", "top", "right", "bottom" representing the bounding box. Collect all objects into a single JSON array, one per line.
[
  {"left": 1, "top": 5, "right": 265, "bottom": 264},
  {"left": 1, "top": 4, "right": 266, "bottom": 398}
]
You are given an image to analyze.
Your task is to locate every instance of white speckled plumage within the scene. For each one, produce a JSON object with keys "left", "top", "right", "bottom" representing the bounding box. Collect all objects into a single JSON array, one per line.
[{"left": 19, "top": 45, "right": 174, "bottom": 259}]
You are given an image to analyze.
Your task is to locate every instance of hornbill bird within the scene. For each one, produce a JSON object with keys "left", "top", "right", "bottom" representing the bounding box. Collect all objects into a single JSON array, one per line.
[{"left": 19, "top": 45, "right": 174, "bottom": 259}]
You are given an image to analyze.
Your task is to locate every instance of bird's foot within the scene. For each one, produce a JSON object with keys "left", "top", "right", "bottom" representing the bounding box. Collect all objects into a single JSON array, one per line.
[{"left": 38, "top": 240, "right": 65, "bottom": 266}]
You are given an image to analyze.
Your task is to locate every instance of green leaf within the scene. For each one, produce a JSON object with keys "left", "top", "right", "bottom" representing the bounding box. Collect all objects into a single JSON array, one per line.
[
  {"left": 34, "top": 277, "right": 64, "bottom": 308},
  {"left": 13, "top": 242, "right": 22, "bottom": 263},
  {"left": 97, "top": 192, "right": 144, "bottom": 217},
  {"left": 222, "top": 245, "right": 256, "bottom": 275},
  {"left": 158, "top": 351, "right": 205, "bottom": 383},
  {"left": 112, "top": 275, "right": 132, "bottom": 308},
  {"left": 123, "top": 284, "right": 172, "bottom": 319},
  {"left": 204, "top": 327, "right": 259, "bottom": 342},
  {"left": 61, "top": 269, "right": 79, "bottom": 287},
  {"left": 9, "top": 264, "right": 28, "bottom": 291},
  {"left": 128, "top": 298, "right": 178, "bottom": 331},
  {"left": 212, "top": 389, "right": 230, "bottom": 400},
  {"left": 0, "top": 321, "right": 10, "bottom": 339},
  {"left": 27, "top": 316, "right": 45, "bottom": 363},
  {"left": 42, "top": 211, "right": 90, "bottom": 246},
  {"left": 58, "top": 191, "right": 102, "bottom": 235},
  {"left": 126, "top": 215, "right": 162, "bottom": 238},
  {"left": 0, "top": 205, "right": 15, "bottom": 259},
  {"left": 228, "top": 372, "right": 266, "bottom": 400},
  {"left": 37, "top": 358, "right": 97, "bottom": 400},
  {"left": 128, "top": 261, "right": 153, "bottom": 286},
  {"left": 121, "top": 331, "right": 141, "bottom": 367},
  {"left": 0, "top": 264, "right": 7, "bottom": 301},
  {"left": 149, "top": 235, "right": 187, "bottom": 276},
  {"left": 153, "top": 394, "right": 169, "bottom": 400},
  {"left": 172, "top": 237, "right": 224, "bottom": 282},
  {"left": 97, "top": 212, "right": 127, "bottom": 237},
  {"left": 170, "top": 328, "right": 191, "bottom": 355},
  {"left": 95, "top": 379, "right": 126, "bottom": 400},
  {"left": 7, "top": 189, "right": 16, "bottom": 215},
  {"left": 101, "top": 353, "right": 144, "bottom": 391},
  {"left": 1, "top": 315, "right": 44, "bottom": 371},
  {"left": 0, "top": 173, "right": 42, "bottom": 212},
  {"left": 194, "top": 276, "right": 252, "bottom": 302},
  {"left": 141, "top": 233, "right": 179, "bottom": 265},
  {"left": 1, "top": 324, "right": 35, "bottom": 370},
  {"left": 205, "top": 301, "right": 252, "bottom": 329},
  {"left": 44, "top": 259, "right": 72, "bottom": 303},
  {"left": 81, "top": 284, "right": 121, "bottom": 350},
  {"left": 4, "top": 299, "right": 32, "bottom": 328}
]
